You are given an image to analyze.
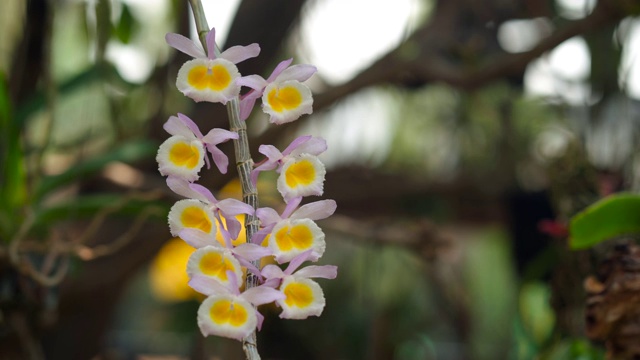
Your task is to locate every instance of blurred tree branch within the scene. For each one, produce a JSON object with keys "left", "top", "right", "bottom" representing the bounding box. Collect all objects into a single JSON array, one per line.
[{"left": 314, "top": 0, "right": 628, "bottom": 110}]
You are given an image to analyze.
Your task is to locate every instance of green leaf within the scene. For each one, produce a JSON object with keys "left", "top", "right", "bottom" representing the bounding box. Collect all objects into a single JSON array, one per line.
[
  {"left": 113, "top": 4, "right": 138, "bottom": 44},
  {"left": 33, "top": 139, "right": 157, "bottom": 203},
  {"left": 569, "top": 193, "right": 640, "bottom": 249},
  {"left": 0, "top": 73, "right": 27, "bottom": 240}
]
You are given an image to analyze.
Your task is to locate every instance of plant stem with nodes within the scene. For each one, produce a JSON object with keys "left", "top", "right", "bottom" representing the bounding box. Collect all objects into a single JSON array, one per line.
[{"left": 187, "top": 1, "right": 261, "bottom": 359}]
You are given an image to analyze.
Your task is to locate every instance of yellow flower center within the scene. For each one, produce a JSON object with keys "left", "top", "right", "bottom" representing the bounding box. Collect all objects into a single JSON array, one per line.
[
  {"left": 274, "top": 223, "right": 313, "bottom": 251},
  {"left": 180, "top": 206, "right": 212, "bottom": 233},
  {"left": 209, "top": 299, "right": 248, "bottom": 327},
  {"left": 169, "top": 141, "right": 201, "bottom": 169},
  {"left": 187, "top": 64, "right": 232, "bottom": 91},
  {"left": 267, "top": 85, "right": 303, "bottom": 113},
  {"left": 285, "top": 159, "right": 316, "bottom": 188},
  {"left": 199, "top": 251, "right": 235, "bottom": 280},
  {"left": 284, "top": 282, "right": 313, "bottom": 308}
]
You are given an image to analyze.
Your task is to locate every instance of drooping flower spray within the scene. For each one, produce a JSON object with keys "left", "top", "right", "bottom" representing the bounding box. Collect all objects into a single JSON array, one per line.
[{"left": 156, "top": 1, "right": 338, "bottom": 358}]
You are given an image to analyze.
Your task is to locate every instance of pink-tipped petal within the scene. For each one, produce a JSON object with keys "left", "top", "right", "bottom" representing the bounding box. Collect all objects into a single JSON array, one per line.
[
  {"left": 217, "top": 223, "right": 234, "bottom": 249},
  {"left": 224, "top": 215, "right": 242, "bottom": 240},
  {"left": 237, "top": 74, "right": 267, "bottom": 90},
  {"left": 225, "top": 270, "right": 241, "bottom": 294},
  {"left": 266, "top": 58, "right": 294, "bottom": 82},
  {"left": 163, "top": 116, "right": 193, "bottom": 138},
  {"left": 233, "top": 243, "right": 272, "bottom": 261},
  {"left": 263, "top": 278, "right": 281, "bottom": 288},
  {"left": 242, "top": 286, "right": 286, "bottom": 306},
  {"left": 188, "top": 183, "right": 217, "bottom": 204},
  {"left": 205, "top": 27, "right": 217, "bottom": 60},
  {"left": 165, "top": 33, "right": 206, "bottom": 58},
  {"left": 256, "top": 310, "right": 265, "bottom": 331},
  {"left": 178, "top": 228, "right": 216, "bottom": 248},
  {"left": 177, "top": 113, "right": 204, "bottom": 138},
  {"left": 207, "top": 145, "right": 231, "bottom": 174},
  {"left": 289, "top": 137, "right": 327, "bottom": 156},
  {"left": 188, "top": 274, "right": 230, "bottom": 296},
  {"left": 239, "top": 93, "right": 259, "bottom": 121},
  {"left": 250, "top": 226, "right": 273, "bottom": 245},
  {"left": 258, "top": 144, "right": 284, "bottom": 161},
  {"left": 166, "top": 176, "right": 207, "bottom": 201},
  {"left": 277, "top": 64, "right": 317, "bottom": 82},
  {"left": 217, "top": 198, "right": 255, "bottom": 216},
  {"left": 255, "top": 207, "right": 281, "bottom": 225},
  {"left": 284, "top": 250, "right": 313, "bottom": 275},
  {"left": 295, "top": 265, "right": 338, "bottom": 279},
  {"left": 291, "top": 199, "right": 337, "bottom": 221},
  {"left": 202, "top": 128, "right": 238, "bottom": 145},
  {"left": 236, "top": 257, "right": 262, "bottom": 278},
  {"left": 281, "top": 196, "right": 303, "bottom": 219},
  {"left": 220, "top": 43, "right": 260, "bottom": 64},
  {"left": 261, "top": 264, "right": 285, "bottom": 280},
  {"left": 281, "top": 135, "right": 312, "bottom": 156}
]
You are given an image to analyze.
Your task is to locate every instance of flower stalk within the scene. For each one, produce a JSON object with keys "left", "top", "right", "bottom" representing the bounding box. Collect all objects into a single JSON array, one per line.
[
  {"left": 186, "top": 1, "right": 262, "bottom": 358},
  {"left": 161, "top": 2, "right": 335, "bottom": 358}
]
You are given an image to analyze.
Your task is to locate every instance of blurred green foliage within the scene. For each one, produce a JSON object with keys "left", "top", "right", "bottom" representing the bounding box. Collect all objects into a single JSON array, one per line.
[{"left": 570, "top": 193, "right": 640, "bottom": 249}]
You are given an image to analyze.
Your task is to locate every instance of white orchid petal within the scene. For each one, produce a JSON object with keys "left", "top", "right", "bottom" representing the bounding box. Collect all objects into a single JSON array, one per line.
[
  {"left": 295, "top": 265, "right": 338, "bottom": 279},
  {"left": 266, "top": 58, "right": 294, "bottom": 82},
  {"left": 291, "top": 199, "right": 337, "bottom": 221},
  {"left": 233, "top": 243, "right": 272, "bottom": 261},
  {"left": 255, "top": 207, "right": 281, "bottom": 225},
  {"left": 261, "top": 264, "right": 285, "bottom": 280},
  {"left": 217, "top": 198, "right": 255, "bottom": 216},
  {"left": 205, "top": 27, "right": 217, "bottom": 60},
  {"left": 207, "top": 145, "right": 231, "bottom": 174},
  {"left": 289, "top": 137, "right": 327, "bottom": 157},
  {"left": 237, "top": 75, "right": 267, "bottom": 90},
  {"left": 165, "top": 33, "right": 206, "bottom": 58},
  {"left": 188, "top": 274, "right": 230, "bottom": 296},
  {"left": 202, "top": 128, "right": 238, "bottom": 145},
  {"left": 177, "top": 113, "right": 204, "bottom": 138},
  {"left": 277, "top": 64, "right": 317, "bottom": 83},
  {"left": 220, "top": 43, "right": 260, "bottom": 64},
  {"left": 178, "top": 228, "right": 217, "bottom": 248},
  {"left": 163, "top": 116, "right": 194, "bottom": 138},
  {"left": 241, "top": 286, "right": 286, "bottom": 306},
  {"left": 258, "top": 144, "right": 284, "bottom": 161}
]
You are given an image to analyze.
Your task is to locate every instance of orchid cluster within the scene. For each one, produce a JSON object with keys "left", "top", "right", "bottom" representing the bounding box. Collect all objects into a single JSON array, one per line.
[{"left": 156, "top": 27, "right": 337, "bottom": 342}]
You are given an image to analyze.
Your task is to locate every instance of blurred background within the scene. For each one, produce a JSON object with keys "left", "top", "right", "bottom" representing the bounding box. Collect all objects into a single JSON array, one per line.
[{"left": 1, "top": 0, "right": 640, "bottom": 358}]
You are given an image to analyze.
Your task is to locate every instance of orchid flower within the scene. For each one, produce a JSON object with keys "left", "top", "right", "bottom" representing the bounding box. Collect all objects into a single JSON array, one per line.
[
  {"left": 262, "top": 251, "right": 337, "bottom": 319},
  {"left": 167, "top": 177, "right": 254, "bottom": 246},
  {"left": 254, "top": 196, "right": 336, "bottom": 263},
  {"left": 157, "top": 114, "right": 238, "bottom": 179},
  {"left": 166, "top": 28, "right": 260, "bottom": 104},
  {"left": 251, "top": 135, "right": 327, "bottom": 201},
  {"left": 238, "top": 58, "right": 316, "bottom": 124},
  {"left": 190, "top": 270, "right": 284, "bottom": 340},
  {"left": 168, "top": 198, "right": 217, "bottom": 240},
  {"left": 187, "top": 245, "right": 243, "bottom": 290},
  {"left": 156, "top": 137, "right": 206, "bottom": 182}
]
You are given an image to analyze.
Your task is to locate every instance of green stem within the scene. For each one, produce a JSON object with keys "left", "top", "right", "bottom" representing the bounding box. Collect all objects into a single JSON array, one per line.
[{"left": 186, "top": 1, "right": 261, "bottom": 359}]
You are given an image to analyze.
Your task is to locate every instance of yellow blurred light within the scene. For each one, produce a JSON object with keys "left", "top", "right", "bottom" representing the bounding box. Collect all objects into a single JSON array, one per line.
[{"left": 149, "top": 238, "right": 198, "bottom": 302}]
